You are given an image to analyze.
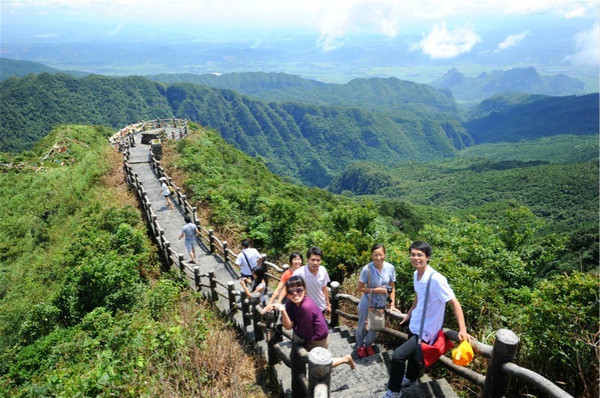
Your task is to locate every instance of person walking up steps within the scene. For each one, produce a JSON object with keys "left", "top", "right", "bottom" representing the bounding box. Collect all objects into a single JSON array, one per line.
[
  {"left": 382, "top": 241, "right": 472, "bottom": 398},
  {"left": 178, "top": 216, "right": 200, "bottom": 263},
  {"left": 158, "top": 177, "right": 175, "bottom": 210}
]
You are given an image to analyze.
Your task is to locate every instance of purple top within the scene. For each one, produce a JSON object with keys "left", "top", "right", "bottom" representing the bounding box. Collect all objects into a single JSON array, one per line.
[{"left": 285, "top": 295, "right": 329, "bottom": 346}]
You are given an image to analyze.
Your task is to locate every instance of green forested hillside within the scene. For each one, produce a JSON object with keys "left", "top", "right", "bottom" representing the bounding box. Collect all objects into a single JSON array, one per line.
[
  {"left": 0, "top": 73, "right": 173, "bottom": 152},
  {"left": 0, "top": 58, "right": 89, "bottom": 81},
  {"left": 329, "top": 154, "right": 599, "bottom": 274},
  {"left": 1, "top": 74, "right": 469, "bottom": 187},
  {"left": 147, "top": 71, "right": 326, "bottom": 94},
  {"left": 464, "top": 93, "right": 599, "bottom": 143},
  {"left": 151, "top": 72, "right": 461, "bottom": 116},
  {"left": 162, "top": 125, "right": 597, "bottom": 397},
  {"left": 0, "top": 125, "right": 270, "bottom": 397}
]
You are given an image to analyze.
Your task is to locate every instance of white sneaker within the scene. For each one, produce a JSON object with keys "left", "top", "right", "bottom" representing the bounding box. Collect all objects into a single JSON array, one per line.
[{"left": 382, "top": 389, "right": 402, "bottom": 398}]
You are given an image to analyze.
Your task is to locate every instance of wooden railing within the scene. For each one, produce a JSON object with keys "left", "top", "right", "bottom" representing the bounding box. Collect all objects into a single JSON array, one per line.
[{"left": 115, "top": 121, "right": 575, "bottom": 398}]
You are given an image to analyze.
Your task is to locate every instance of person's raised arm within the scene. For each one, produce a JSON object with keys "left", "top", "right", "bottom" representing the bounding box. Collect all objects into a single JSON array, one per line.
[
  {"left": 280, "top": 305, "right": 293, "bottom": 330},
  {"left": 265, "top": 281, "right": 285, "bottom": 311}
]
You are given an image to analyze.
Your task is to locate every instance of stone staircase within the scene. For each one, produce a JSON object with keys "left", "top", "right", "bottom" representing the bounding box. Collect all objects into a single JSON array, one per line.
[{"left": 256, "top": 324, "right": 458, "bottom": 398}]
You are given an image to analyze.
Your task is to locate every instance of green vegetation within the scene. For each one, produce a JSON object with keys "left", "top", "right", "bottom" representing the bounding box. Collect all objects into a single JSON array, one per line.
[
  {"left": 464, "top": 93, "right": 598, "bottom": 143},
  {"left": 163, "top": 124, "right": 597, "bottom": 396},
  {"left": 0, "top": 125, "right": 271, "bottom": 397},
  {"left": 0, "top": 73, "right": 173, "bottom": 152}
]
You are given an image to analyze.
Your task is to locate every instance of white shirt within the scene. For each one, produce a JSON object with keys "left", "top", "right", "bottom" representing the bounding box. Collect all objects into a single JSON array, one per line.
[
  {"left": 292, "top": 265, "right": 330, "bottom": 311},
  {"left": 235, "top": 247, "right": 260, "bottom": 276},
  {"left": 409, "top": 266, "right": 455, "bottom": 344}
]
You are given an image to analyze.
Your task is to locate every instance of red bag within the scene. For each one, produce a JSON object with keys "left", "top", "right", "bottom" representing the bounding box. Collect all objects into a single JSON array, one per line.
[{"left": 420, "top": 330, "right": 454, "bottom": 367}]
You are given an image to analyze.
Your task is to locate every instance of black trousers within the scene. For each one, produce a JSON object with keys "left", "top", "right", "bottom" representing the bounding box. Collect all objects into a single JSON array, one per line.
[{"left": 387, "top": 333, "right": 421, "bottom": 392}]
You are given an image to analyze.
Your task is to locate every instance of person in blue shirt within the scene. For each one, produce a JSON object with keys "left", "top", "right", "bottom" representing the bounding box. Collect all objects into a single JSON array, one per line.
[{"left": 355, "top": 243, "right": 397, "bottom": 358}]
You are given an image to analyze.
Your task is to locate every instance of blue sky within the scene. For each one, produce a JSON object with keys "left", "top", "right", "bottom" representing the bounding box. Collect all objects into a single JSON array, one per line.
[{"left": 1, "top": 0, "right": 598, "bottom": 79}]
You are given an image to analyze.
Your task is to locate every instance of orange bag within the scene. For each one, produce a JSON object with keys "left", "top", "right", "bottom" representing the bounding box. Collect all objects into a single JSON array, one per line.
[{"left": 452, "top": 339, "right": 474, "bottom": 366}]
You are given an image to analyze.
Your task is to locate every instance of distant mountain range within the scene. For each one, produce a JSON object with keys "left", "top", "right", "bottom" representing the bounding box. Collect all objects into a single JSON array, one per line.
[
  {"left": 430, "top": 67, "right": 586, "bottom": 102},
  {"left": 0, "top": 58, "right": 89, "bottom": 81},
  {"left": 1, "top": 59, "right": 597, "bottom": 187}
]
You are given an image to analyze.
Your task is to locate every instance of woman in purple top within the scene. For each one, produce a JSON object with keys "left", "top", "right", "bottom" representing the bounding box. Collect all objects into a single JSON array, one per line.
[{"left": 277, "top": 275, "right": 355, "bottom": 370}]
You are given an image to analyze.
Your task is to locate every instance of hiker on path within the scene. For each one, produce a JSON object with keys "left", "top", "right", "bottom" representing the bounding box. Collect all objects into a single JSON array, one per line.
[
  {"left": 235, "top": 239, "right": 261, "bottom": 281},
  {"left": 178, "top": 216, "right": 200, "bottom": 263},
  {"left": 382, "top": 241, "right": 472, "bottom": 398},
  {"left": 158, "top": 177, "right": 174, "bottom": 210},
  {"left": 275, "top": 275, "right": 355, "bottom": 370}
]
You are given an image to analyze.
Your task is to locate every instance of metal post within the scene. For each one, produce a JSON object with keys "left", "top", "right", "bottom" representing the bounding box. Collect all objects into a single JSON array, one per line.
[
  {"left": 223, "top": 241, "right": 228, "bottom": 264},
  {"left": 483, "top": 329, "right": 520, "bottom": 398}
]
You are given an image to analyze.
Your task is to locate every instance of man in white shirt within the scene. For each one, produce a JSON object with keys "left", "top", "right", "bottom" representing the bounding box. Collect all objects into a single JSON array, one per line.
[
  {"left": 292, "top": 246, "right": 331, "bottom": 315},
  {"left": 235, "top": 239, "right": 261, "bottom": 280},
  {"left": 382, "top": 241, "right": 471, "bottom": 398}
]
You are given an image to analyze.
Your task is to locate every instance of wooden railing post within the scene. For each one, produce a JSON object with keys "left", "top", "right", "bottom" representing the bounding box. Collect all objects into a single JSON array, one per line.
[
  {"left": 250, "top": 293, "right": 264, "bottom": 343},
  {"left": 308, "top": 347, "right": 332, "bottom": 398},
  {"left": 241, "top": 298, "right": 251, "bottom": 328},
  {"left": 208, "top": 230, "right": 215, "bottom": 253},
  {"left": 178, "top": 255, "right": 184, "bottom": 273},
  {"left": 483, "top": 329, "right": 519, "bottom": 398},
  {"left": 227, "top": 281, "right": 237, "bottom": 313},
  {"left": 329, "top": 281, "right": 340, "bottom": 327},
  {"left": 222, "top": 241, "right": 228, "bottom": 264},
  {"left": 193, "top": 266, "right": 201, "bottom": 292},
  {"left": 291, "top": 340, "right": 307, "bottom": 398},
  {"left": 209, "top": 271, "right": 218, "bottom": 302}
]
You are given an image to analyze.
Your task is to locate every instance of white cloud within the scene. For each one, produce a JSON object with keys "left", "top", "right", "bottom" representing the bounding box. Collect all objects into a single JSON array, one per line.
[
  {"left": 496, "top": 31, "right": 529, "bottom": 52},
  {"left": 411, "top": 22, "right": 481, "bottom": 59},
  {"left": 316, "top": 0, "right": 401, "bottom": 51},
  {"left": 564, "top": 22, "right": 600, "bottom": 66}
]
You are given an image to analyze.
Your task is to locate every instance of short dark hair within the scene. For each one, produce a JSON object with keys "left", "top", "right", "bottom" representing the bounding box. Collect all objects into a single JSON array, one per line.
[
  {"left": 306, "top": 246, "right": 323, "bottom": 259},
  {"left": 371, "top": 243, "right": 386, "bottom": 253},
  {"left": 285, "top": 275, "right": 306, "bottom": 290},
  {"left": 409, "top": 241, "right": 432, "bottom": 257},
  {"left": 184, "top": 216, "right": 192, "bottom": 224},
  {"left": 289, "top": 251, "right": 303, "bottom": 264},
  {"left": 241, "top": 239, "right": 252, "bottom": 249}
]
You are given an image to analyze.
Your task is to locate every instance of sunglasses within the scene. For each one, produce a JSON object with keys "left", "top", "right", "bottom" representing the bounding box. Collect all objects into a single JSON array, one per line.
[{"left": 287, "top": 287, "right": 305, "bottom": 296}]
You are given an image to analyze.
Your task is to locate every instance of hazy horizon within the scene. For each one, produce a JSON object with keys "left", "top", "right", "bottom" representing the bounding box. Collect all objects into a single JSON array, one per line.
[{"left": 1, "top": 0, "right": 598, "bottom": 85}]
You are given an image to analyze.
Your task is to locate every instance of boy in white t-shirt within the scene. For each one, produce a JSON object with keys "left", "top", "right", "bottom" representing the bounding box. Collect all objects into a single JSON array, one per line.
[{"left": 382, "top": 241, "right": 471, "bottom": 398}]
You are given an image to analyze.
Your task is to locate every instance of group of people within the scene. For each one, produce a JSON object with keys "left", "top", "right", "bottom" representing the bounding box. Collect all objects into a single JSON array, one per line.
[
  {"left": 263, "top": 241, "right": 471, "bottom": 398},
  {"left": 178, "top": 212, "right": 471, "bottom": 398}
]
